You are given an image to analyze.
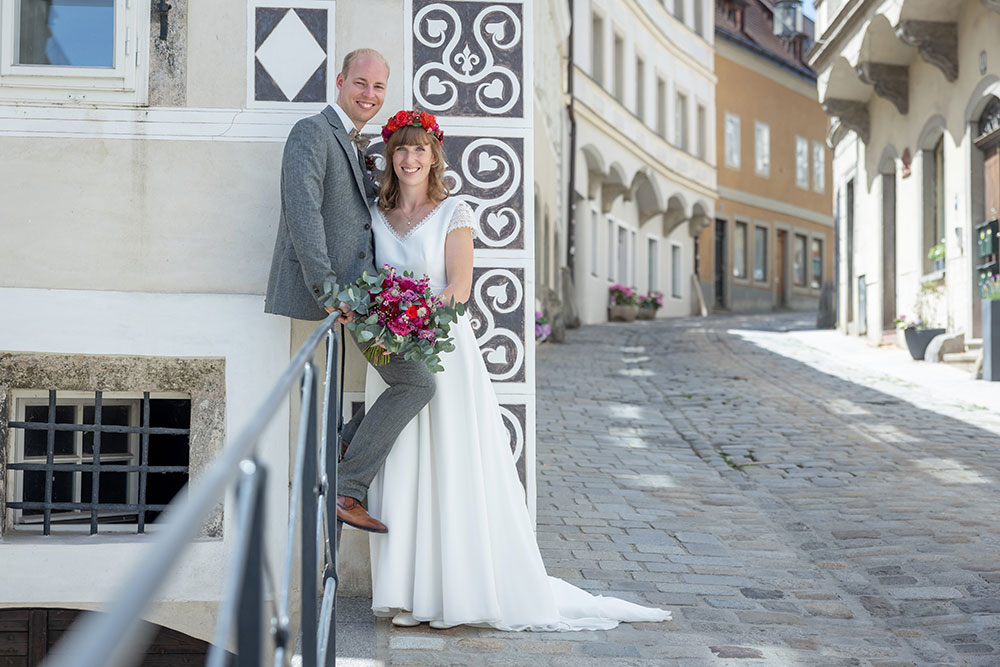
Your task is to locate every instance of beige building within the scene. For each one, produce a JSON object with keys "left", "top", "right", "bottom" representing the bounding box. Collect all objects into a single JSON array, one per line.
[
  {"left": 702, "top": 0, "right": 833, "bottom": 313},
  {"left": 569, "top": 0, "right": 717, "bottom": 324},
  {"left": 809, "top": 0, "right": 1000, "bottom": 343}
]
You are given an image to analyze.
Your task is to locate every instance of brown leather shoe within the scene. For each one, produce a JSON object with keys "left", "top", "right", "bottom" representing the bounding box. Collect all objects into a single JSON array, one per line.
[{"left": 335, "top": 495, "right": 387, "bottom": 533}]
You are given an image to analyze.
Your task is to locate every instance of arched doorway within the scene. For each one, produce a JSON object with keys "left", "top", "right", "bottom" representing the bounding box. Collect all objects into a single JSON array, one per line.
[{"left": 0, "top": 608, "right": 222, "bottom": 666}]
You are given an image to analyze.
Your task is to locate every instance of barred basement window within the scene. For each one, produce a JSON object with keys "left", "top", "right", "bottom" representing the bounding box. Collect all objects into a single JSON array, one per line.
[{"left": 6, "top": 390, "right": 190, "bottom": 535}]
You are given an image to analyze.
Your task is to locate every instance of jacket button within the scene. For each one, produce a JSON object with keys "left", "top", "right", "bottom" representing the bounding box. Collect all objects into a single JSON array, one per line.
[
  {"left": 364, "top": 223, "right": 371, "bottom": 230},
  {"left": 358, "top": 252, "right": 366, "bottom": 259}
]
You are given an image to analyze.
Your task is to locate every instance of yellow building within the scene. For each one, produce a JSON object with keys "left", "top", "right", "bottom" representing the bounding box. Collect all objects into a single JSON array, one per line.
[{"left": 701, "top": 0, "right": 833, "bottom": 313}]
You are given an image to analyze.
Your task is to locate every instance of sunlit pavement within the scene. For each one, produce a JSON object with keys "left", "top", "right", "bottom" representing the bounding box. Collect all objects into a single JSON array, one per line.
[{"left": 364, "top": 312, "right": 1000, "bottom": 665}]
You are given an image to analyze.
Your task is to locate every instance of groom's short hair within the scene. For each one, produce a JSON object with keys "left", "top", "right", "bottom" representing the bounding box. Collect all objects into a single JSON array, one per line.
[{"left": 341, "top": 48, "right": 390, "bottom": 78}]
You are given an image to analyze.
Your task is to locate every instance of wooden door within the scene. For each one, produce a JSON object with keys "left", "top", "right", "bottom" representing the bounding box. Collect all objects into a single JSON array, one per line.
[
  {"left": 776, "top": 230, "right": 787, "bottom": 307},
  {"left": 0, "top": 609, "right": 219, "bottom": 666},
  {"left": 986, "top": 145, "right": 999, "bottom": 220}
]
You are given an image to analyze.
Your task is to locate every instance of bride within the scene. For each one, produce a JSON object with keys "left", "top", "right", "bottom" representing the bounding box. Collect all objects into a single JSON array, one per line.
[{"left": 363, "top": 109, "right": 671, "bottom": 631}]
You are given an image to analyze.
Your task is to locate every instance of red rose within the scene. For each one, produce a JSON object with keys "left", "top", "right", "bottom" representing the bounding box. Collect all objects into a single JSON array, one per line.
[
  {"left": 406, "top": 305, "right": 419, "bottom": 319},
  {"left": 394, "top": 110, "right": 410, "bottom": 125}
]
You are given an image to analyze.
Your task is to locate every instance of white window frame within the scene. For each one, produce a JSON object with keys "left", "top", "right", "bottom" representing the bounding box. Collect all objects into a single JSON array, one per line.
[
  {"left": 795, "top": 135, "right": 810, "bottom": 189},
  {"left": 635, "top": 54, "right": 645, "bottom": 121},
  {"left": 0, "top": 0, "right": 151, "bottom": 105},
  {"left": 6, "top": 389, "right": 188, "bottom": 533},
  {"left": 590, "top": 207, "right": 600, "bottom": 277},
  {"left": 812, "top": 140, "right": 826, "bottom": 192},
  {"left": 724, "top": 112, "right": 741, "bottom": 169},
  {"left": 696, "top": 102, "right": 706, "bottom": 160},
  {"left": 647, "top": 237, "right": 659, "bottom": 292},
  {"left": 674, "top": 90, "right": 688, "bottom": 151},
  {"left": 670, "top": 243, "right": 682, "bottom": 298},
  {"left": 607, "top": 218, "right": 615, "bottom": 281},
  {"left": 9, "top": 391, "right": 139, "bottom": 531},
  {"left": 754, "top": 121, "right": 770, "bottom": 177}
]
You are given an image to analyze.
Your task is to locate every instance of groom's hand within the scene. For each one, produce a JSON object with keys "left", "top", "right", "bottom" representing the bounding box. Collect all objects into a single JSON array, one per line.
[{"left": 327, "top": 301, "right": 355, "bottom": 324}]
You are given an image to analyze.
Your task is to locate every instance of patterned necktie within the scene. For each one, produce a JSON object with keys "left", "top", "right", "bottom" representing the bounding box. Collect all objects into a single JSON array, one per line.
[{"left": 348, "top": 128, "right": 370, "bottom": 152}]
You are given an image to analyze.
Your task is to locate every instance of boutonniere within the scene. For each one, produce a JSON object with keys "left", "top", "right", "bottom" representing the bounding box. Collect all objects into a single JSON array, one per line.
[{"left": 364, "top": 154, "right": 383, "bottom": 188}]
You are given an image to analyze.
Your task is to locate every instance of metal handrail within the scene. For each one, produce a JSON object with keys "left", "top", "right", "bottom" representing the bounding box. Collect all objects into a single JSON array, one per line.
[{"left": 44, "top": 313, "right": 344, "bottom": 667}]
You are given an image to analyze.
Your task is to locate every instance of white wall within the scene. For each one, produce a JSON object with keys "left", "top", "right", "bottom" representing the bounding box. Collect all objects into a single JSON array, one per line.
[{"left": 0, "top": 288, "right": 290, "bottom": 643}]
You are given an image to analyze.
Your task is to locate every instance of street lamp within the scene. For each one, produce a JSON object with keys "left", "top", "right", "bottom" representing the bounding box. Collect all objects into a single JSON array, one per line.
[{"left": 773, "top": 0, "right": 806, "bottom": 42}]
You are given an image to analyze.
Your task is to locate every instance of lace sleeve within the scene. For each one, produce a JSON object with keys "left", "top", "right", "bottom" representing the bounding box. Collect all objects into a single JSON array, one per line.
[{"left": 446, "top": 200, "right": 478, "bottom": 238}]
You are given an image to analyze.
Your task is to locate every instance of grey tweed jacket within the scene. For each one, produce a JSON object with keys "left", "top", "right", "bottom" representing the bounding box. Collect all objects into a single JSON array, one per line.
[{"left": 265, "top": 106, "right": 378, "bottom": 321}]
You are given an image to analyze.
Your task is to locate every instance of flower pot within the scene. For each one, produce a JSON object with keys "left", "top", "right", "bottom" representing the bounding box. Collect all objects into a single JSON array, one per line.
[
  {"left": 902, "top": 327, "right": 946, "bottom": 360},
  {"left": 609, "top": 305, "right": 638, "bottom": 322},
  {"left": 636, "top": 308, "right": 656, "bottom": 320},
  {"left": 984, "top": 299, "right": 1000, "bottom": 381},
  {"left": 933, "top": 258, "right": 945, "bottom": 272}
]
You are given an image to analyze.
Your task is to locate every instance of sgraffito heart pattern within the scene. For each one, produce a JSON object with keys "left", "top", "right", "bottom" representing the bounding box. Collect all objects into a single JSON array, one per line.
[
  {"left": 412, "top": 0, "right": 524, "bottom": 118},
  {"left": 440, "top": 135, "right": 524, "bottom": 250},
  {"left": 465, "top": 267, "right": 525, "bottom": 383}
]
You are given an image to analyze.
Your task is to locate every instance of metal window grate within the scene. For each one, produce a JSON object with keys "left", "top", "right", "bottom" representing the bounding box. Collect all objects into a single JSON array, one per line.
[{"left": 7, "top": 390, "right": 190, "bottom": 535}]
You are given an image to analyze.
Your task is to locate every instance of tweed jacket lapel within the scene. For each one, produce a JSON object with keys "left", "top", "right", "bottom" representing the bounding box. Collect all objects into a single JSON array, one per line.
[{"left": 321, "top": 105, "right": 367, "bottom": 199}]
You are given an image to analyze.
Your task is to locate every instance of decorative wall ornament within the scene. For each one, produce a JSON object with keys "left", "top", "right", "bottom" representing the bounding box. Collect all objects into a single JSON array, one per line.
[
  {"left": 979, "top": 97, "right": 1000, "bottom": 142},
  {"left": 466, "top": 267, "right": 525, "bottom": 382},
  {"left": 412, "top": 1, "right": 524, "bottom": 118},
  {"left": 407, "top": 0, "right": 533, "bottom": 516},
  {"left": 249, "top": 2, "right": 334, "bottom": 106},
  {"left": 855, "top": 62, "right": 909, "bottom": 115},
  {"left": 822, "top": 98, "right": 871, "bottom": 143},
  {"left": 499, "top": 403, "right": 526, "bottom": 485},
  {"left": 444, "top": 136, "right": 525, "bottom": 249},
  {"left": 895, "top": 21, "right": 958, "bottom": 83}
]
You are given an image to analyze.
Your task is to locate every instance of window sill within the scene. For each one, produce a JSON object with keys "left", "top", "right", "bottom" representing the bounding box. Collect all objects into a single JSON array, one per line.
[{"left": 921, "top": 269, "right": 946, "bottom": 283}]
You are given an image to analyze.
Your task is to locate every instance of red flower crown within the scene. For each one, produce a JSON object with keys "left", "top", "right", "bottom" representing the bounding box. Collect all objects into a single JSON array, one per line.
[{"left": 381, "top": 109, "right": 445, "bottom": 145}]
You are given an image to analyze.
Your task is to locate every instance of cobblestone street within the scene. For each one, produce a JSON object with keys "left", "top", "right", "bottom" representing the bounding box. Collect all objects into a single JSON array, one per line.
[{"left": 372, "top": 313, "right": 1000, "bottom": 666}]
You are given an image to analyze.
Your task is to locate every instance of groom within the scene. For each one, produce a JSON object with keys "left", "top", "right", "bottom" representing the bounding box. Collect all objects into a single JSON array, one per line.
[{"left": 264, "top": 48, "right": 435, "bottom": 533}]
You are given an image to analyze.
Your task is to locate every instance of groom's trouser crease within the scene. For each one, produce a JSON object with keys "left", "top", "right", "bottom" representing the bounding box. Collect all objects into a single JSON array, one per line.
[{"left": 325, "top": 330, "right": 436, "bottom": 501}]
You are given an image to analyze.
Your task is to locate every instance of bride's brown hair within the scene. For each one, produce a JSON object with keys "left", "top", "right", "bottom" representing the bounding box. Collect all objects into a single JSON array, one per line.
[{"left": 377, "top": 125, "right": 449, "bottom": 212}]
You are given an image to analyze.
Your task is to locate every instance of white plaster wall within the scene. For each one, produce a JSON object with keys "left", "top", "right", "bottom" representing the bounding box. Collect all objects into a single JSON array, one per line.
[
  {"left": 824, "top": 0, "right": 1000, "bottom": 341},
  {"left": 0, "top": 288, "right": 290, "bottom": 643}
]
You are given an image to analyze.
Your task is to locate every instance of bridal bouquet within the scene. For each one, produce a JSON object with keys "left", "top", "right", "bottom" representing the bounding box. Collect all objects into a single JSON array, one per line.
[{"left": 323, "top": 265, "right": 464, "bottom": 373}]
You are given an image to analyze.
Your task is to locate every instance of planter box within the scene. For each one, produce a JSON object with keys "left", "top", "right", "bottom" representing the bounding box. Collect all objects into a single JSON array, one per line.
[
  {"left": 636, "top": 308, "right": 657, "bottom": 320},
  {"left": 903, "top": 327, "right": 946, "bottom": 360},
  {"left": 985, "top": 299, "right": 1000, "bottom": 381},
  {"left": 608, "top": 305, "right": 638, "bottom": 322}
]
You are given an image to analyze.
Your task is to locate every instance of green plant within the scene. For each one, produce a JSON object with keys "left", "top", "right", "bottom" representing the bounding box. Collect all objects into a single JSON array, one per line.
[
  {"left": 983, "top": 274, "right": 1000, "bottom": 301},
  {"left": 927, "top": 243, "right": 945, "bottom": 261}
]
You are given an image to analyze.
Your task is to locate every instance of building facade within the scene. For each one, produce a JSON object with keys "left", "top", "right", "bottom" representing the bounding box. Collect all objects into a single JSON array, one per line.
[
  {"left": 700, "top": 0, "right": 833, "bottom": 314},
  {"left": 0, "top": 0, "right": 536, "bottom": 656},
  {"left": 810, "top": 0, "right": 1000, "bottom": 343},
  {"left": 570, "top": 0, "right": 717, "bottom": 324}
]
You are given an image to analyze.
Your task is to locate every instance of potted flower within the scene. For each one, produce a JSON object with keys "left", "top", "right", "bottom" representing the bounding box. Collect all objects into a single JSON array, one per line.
[
  {"left": 608, "top": 284, "right": 638, "bottom": 321},
  {"left": 636, "top": 291, "right": 663, "bottom": 320},
  {"left": 983, "top": 274, "right": 1000, "bottom": 381},
  {"left": 894, "top": 314, "right": 945, "bottom": 361},
  {"left": 535, "top": 310, "right": 551, "bottom": 344},
  {"left": 928, "top": 243, "right": 946, "bottom": 272}
]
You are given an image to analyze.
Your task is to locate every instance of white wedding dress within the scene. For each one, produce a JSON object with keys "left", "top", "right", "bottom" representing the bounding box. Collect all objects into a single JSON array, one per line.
[{"left": 365, "top": 197, "right": 671, "bottom": 631}]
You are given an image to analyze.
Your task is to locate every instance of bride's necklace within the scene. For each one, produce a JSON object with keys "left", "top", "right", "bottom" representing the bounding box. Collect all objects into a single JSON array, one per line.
[{"left": 397, "top": 200, "right": 433, "bottom": 226}]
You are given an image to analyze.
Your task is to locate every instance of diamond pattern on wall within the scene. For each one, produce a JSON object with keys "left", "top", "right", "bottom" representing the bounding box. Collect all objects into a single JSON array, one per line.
[{"left": 254, "top": 7, "right": 329, "bottom": 103}]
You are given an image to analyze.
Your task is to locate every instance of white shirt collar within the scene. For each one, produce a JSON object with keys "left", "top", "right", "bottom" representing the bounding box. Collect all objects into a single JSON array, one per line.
[{"left": 332, "top": 102, "right": 357, "bottom": 134}]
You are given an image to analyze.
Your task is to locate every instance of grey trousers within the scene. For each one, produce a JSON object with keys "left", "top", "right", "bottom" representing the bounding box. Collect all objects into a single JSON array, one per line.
[{"left": 337, "top": 332, "right": 436, "bottom": 501}]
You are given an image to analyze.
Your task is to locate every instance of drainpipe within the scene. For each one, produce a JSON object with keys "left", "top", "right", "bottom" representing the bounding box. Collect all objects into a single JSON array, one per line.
[{"left": 565, "top": 0, "right": 577, "bottom": 281}]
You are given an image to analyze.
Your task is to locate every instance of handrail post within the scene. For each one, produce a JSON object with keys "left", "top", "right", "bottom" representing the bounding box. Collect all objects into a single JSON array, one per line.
[
  {"left": 300, "top": 363, "right": 319, "bottom": 667},
  {"left": 236, "top": 463, "right": 266, "bottom": 667},
  {"left": 323, "top": 328, "right": 341, "bottom": 666}
]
